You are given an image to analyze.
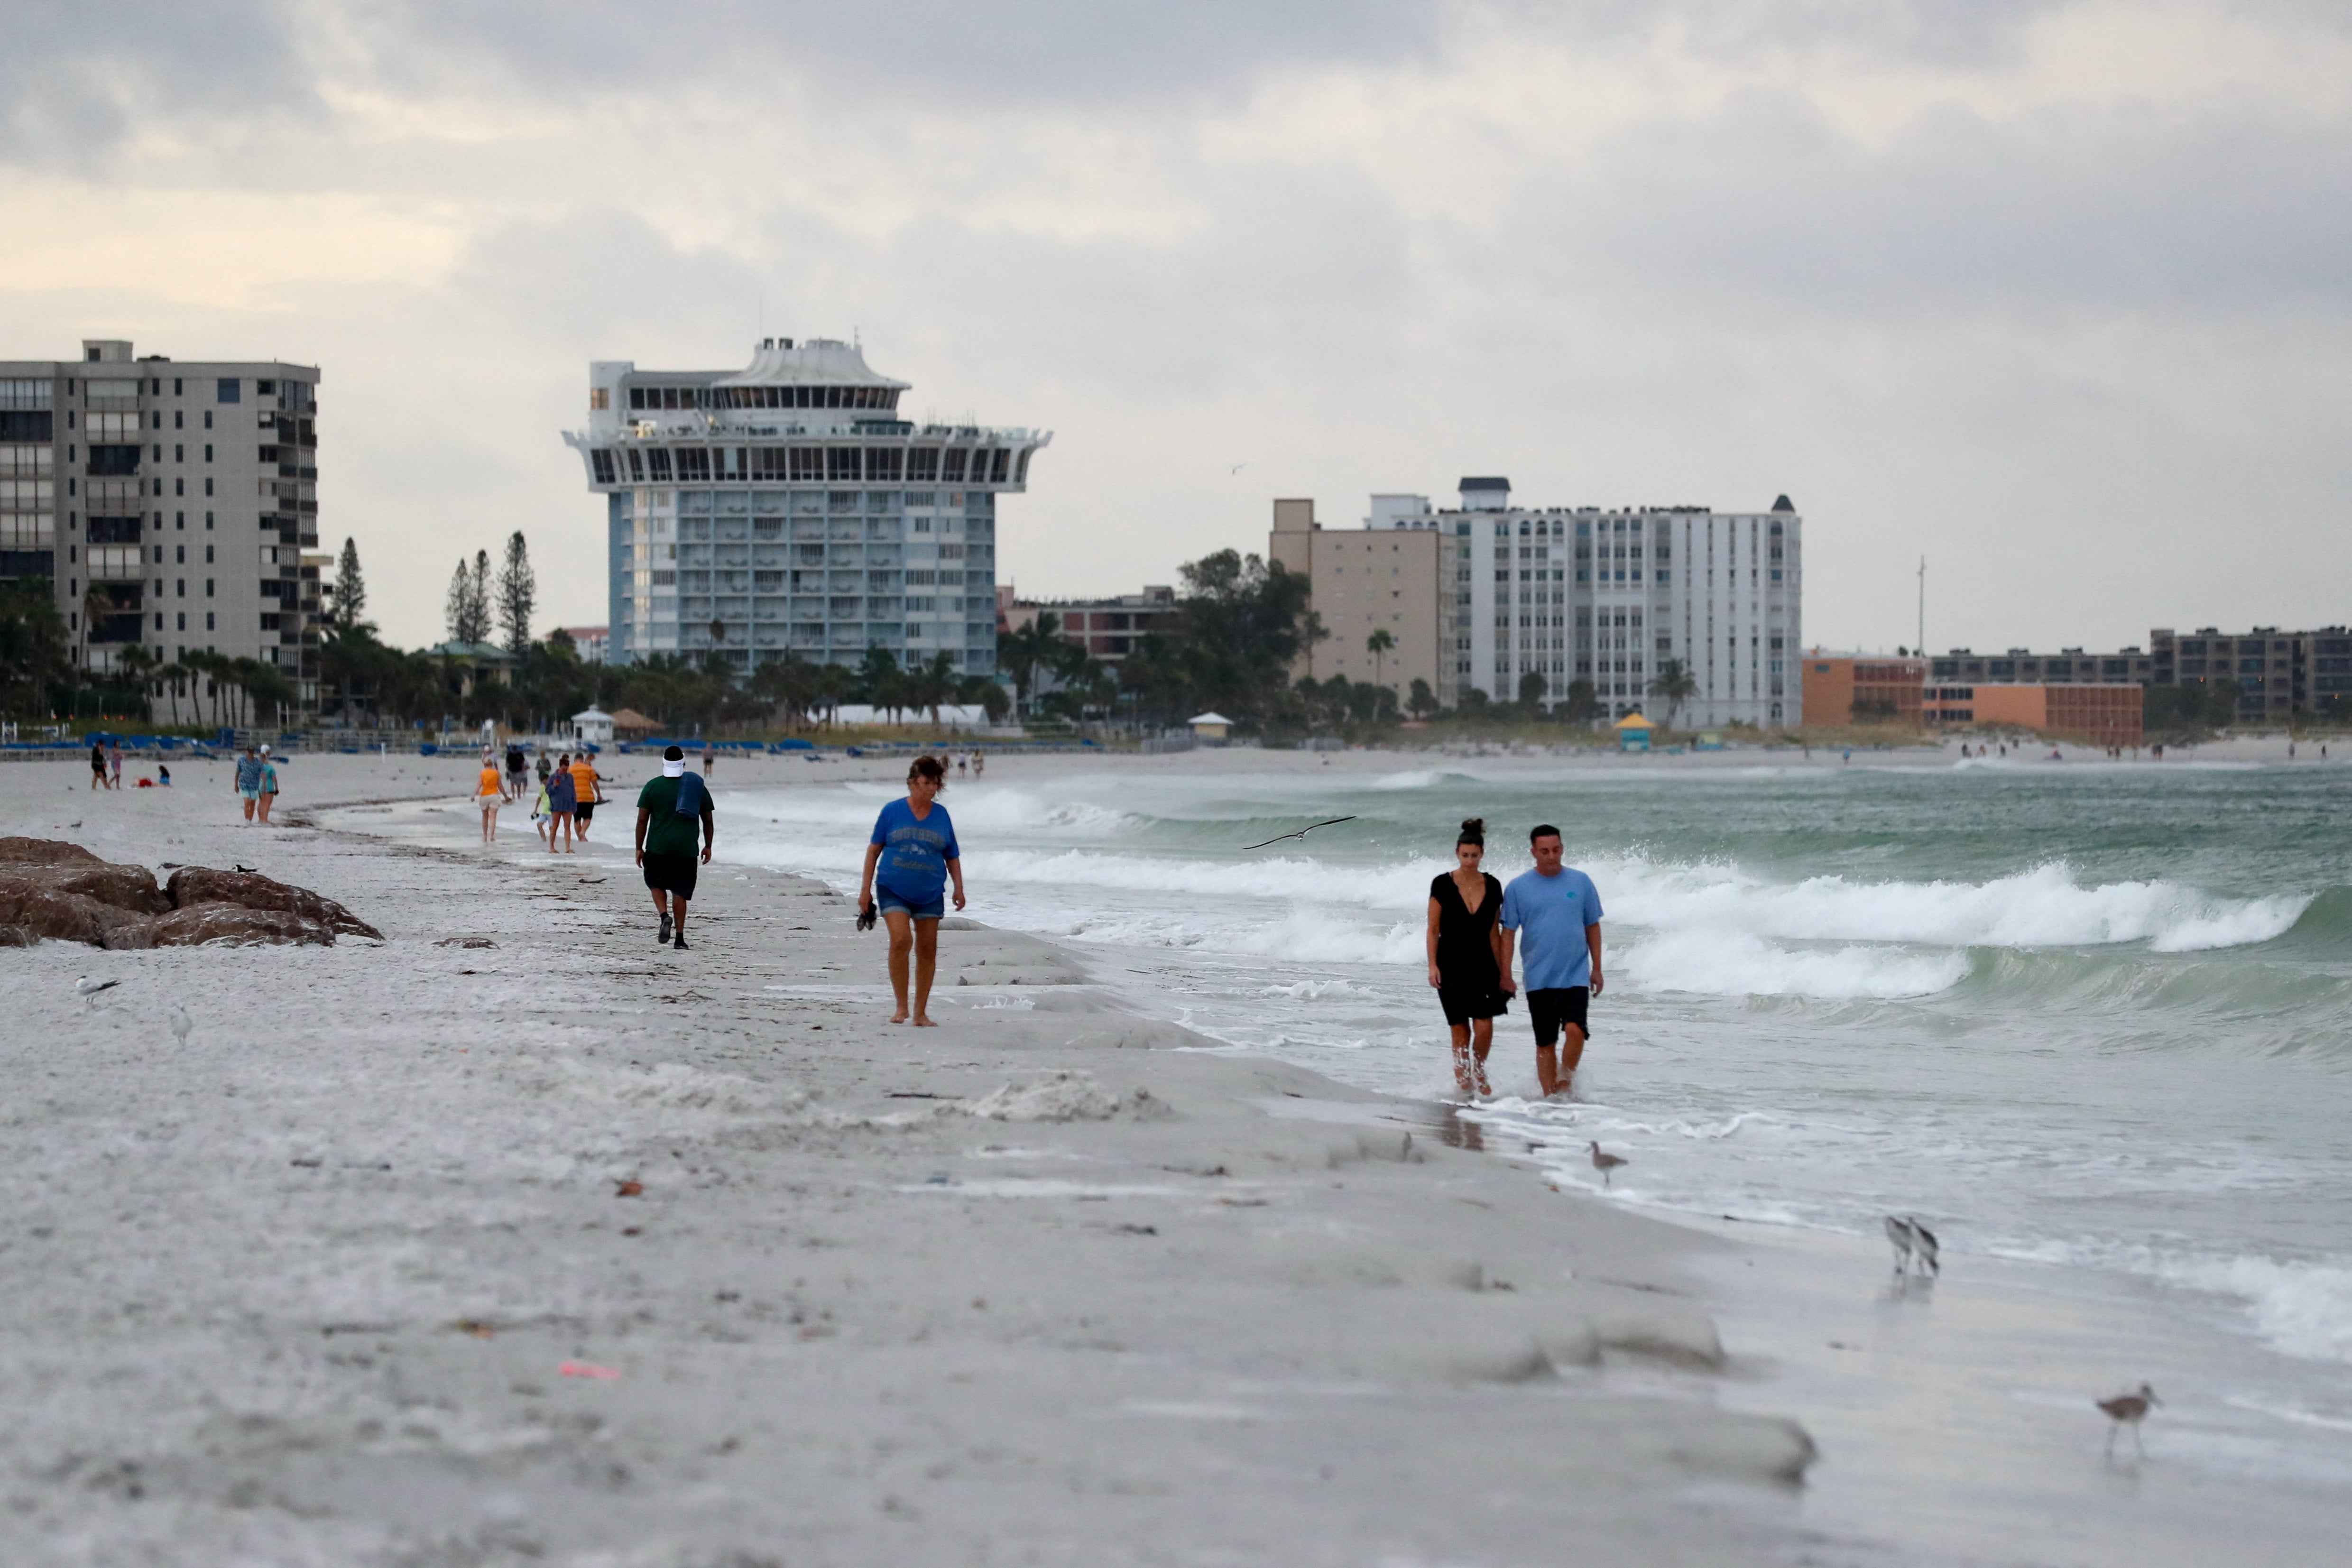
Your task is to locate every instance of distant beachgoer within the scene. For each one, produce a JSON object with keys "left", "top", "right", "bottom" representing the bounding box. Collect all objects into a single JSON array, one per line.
[
  {"left": 702, "top": 743, "right": 716, "bottom": 778},
  {"left": 1426, "top": 816, "right": 1510, "bottom": 1098},
  {"left": 107, "top": 742, "right": 123, "bottom": 789},
  {"left": 258, "top": 752, "right": 281, "bottom": 825},
  {"left": 235, "top": 746, "right": 264, "bottom": 823},
  {"left": 506, "top": 741, "right": 528, "bottom": 793},
  {"left": 956, "top": 751, "right": 968, "bottom": 778},
  {"left": 971, "top": 749, "right": 985, "bottom": 778},
  {"left": 90, "top": 741, "right": 107, "bottom": 791},
  {"left": 1842, "top": 748, "right": 1851, "bottom": 764},
  {"left": 545, "top": 752, "right": 577, "bottom": 852},
  {"left": 157, "top": 764, "right": 171, "bottom": 787},
  {"left": 535, "top": 750, "right": 552, "bottom": 786},
  {"left": 859, "top": 754, "right": 965, "bottom": 1027},
  {"left": 474, "top": 756, "right": 508, "bottom": 843},
  {"left": 635, "top": 744, "right": 715, "bottom": 950},
  {"left": 570, "top": 753, "right": 602, "bottom": 839},
  {"left": 1498, "top": 823, "right": 1605, "bottom": 1099}
]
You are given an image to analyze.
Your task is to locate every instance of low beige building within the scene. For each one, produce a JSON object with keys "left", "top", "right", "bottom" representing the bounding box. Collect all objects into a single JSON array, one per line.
[{"left": 1269, "top": 497, "right": 1452, "bottom": 710}]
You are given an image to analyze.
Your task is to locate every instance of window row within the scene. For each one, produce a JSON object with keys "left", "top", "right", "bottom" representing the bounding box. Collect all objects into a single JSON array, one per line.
[
  {"left": 627, "top": 383, "right": 902, "bottom": 412},
  {"left": 594, "top": 445, "right": 1020, "bottom": 487}
]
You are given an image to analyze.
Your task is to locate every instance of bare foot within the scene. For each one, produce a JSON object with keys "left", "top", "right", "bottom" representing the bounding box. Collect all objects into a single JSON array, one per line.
[
  {"left": 912, "top": 1015, "right": 938, "bottom": 1027},
  {"left": 889, "top": 1010, "right": 910, "bottom": 1024}
]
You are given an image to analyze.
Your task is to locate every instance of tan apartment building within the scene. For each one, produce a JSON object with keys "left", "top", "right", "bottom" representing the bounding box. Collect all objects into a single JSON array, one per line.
[
  {"left": 1923, "top": 682, "right": 2142, "bottom": 744},
  {"left": 2150, "top": 627, "right": 2352, "bottom": 721},
  {"left": 1268, "top": 497, "right": 1452, "bottom": 707},
  {"left": 1801, "top": 653, "right": 1925, "bottom": 725}
]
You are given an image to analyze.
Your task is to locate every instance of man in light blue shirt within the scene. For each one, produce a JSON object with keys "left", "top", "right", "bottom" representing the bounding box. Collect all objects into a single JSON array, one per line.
[{"left": 1498, "top": 823, "right": 1605, "bottom": 1098}]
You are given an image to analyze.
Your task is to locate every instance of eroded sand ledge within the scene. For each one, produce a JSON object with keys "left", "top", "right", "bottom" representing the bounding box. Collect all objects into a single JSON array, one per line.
[{"left": 0, "top": 756, "right": 1821, "bottom": 1566}]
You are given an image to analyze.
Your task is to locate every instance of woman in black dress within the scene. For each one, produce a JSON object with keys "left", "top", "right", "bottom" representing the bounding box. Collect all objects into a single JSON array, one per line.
[{"left": 1425, "top": 817, "right": 1513, "bottom": 1097}]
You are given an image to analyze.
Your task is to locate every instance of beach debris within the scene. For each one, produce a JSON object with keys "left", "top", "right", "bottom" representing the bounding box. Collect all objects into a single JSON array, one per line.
[
  {"left": 435, "top": 936, "right": 498, "bottom": 949},
  {"left": 615, "top": 1180, "right": 644, "bottom": 1197},
  {"left": 2097, "top": 1383, "right": 2159, "bottom": 1456},
  {"left": 168, "top": 1005, "right": 193, "bottom": 1044},
  {"left": 75, "top": 975, "right": 121, "bottom": 1005},
  {"left": 1240, "top": 815, "right": 1357, "bottom": 852},
  {"left": 1588, "top": 1141, "right": 1628, "bottom": 1188},
  {"left": 452, "top": 1319, "right": 495, "bottom": 1339},
  {"left": 559, "top": 1361, "right": 622, "bottom": 1380}
]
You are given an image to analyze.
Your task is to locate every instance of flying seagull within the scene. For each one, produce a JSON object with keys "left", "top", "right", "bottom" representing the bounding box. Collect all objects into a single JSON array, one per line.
[{"left": 1240, "top": 816, "right": 1356, "bottom": 852}]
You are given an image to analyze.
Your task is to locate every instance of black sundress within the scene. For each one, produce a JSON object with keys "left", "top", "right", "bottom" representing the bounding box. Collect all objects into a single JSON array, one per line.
[{"left": 1431, "top": 871, "right": 1509, "bottom": 1024}]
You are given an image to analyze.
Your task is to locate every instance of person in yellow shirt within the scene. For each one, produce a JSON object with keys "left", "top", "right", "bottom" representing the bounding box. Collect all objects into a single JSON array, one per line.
[
  {"left": 475, "top": 758, "right": 512, "bottom": 844},
  {"left": 569, "top": 752, "right": 602, "bottom": 841}
]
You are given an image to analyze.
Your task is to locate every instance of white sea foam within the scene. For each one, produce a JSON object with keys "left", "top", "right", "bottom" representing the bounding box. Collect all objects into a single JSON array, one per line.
[
  {"left": 1619, "top": 928, "right": 1972, "bottom": 999},
  {"left": 2158, "top": 1254, "right": 2352, "bottom": 1364}
]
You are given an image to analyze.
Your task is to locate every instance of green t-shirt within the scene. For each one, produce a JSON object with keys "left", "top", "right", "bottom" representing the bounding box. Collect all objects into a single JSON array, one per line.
[{"left": 636, "top": 775, "right": 710, "bottom": 858}]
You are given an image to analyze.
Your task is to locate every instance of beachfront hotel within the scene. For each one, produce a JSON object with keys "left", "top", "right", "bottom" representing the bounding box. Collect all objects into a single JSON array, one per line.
[
  {"left": 0, "top": 338, "right": 324, "bottom": 707},
  {"left": 563, "top": 340, "right": 1049, "bottom": 672},
  {"left": 1275, "top": 480, "right": 1803, "bottom": 727}
]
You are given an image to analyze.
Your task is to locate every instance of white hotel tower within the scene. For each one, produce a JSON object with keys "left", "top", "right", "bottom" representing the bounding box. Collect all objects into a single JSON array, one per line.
[
  {"left": 564, "top": 339, "right": 1048, "bottom": 672},
  {"left": 1421, "top": 478, "right": 1801, "bottom": 727}
]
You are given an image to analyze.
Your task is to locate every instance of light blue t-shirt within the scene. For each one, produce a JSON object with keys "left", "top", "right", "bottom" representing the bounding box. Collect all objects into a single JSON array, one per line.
[
  {"left": 870, "top": 798, "right": 960, "bottom": 903},
  {"left": 1501, "top": 866, "right": 1605, "bottom": 990}
]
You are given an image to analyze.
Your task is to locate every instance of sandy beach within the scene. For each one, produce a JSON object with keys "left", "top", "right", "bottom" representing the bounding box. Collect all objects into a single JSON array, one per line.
[{"left": 3, "top": 747, "right": 2344, "bottom": 1565}]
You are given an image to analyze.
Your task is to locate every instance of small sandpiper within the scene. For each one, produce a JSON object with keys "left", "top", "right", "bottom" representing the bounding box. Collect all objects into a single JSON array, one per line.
[
  {"left": 2097, "top": 1383, "right": 2159, "bottom": 1456},
  {"left": 1588, "top": 1142, "right": 1628, "bottom": 1189}
]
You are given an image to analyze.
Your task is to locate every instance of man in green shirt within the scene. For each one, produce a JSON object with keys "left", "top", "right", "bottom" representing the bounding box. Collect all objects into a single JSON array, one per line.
[{"left": 634, "top": 745, "right": 715, "bottom": 950}]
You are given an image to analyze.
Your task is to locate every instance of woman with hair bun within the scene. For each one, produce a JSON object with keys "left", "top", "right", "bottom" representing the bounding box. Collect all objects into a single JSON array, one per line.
[
  {"left": 1425, "top": 817, "right": 1513, "bottom": 1096},
  {"left": 859, "top": 753, "right": 967, "bottom": 1027}
]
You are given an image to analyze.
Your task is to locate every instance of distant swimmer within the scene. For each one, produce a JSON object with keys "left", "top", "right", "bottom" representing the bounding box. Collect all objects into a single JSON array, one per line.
[
  {"left": 1241, "top": 815, "right": 1357, "bottom": 851},
  {"left": 1497, "top": 824, "right": 1605, "bottom": 1099},
  {"left": 1426, "top": 817, "right": 1510, "bottom": 1098}
]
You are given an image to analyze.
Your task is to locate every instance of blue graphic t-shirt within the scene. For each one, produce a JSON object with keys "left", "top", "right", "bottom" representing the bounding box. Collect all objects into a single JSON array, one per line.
[
  {"left": 235, "top": 756, "right": 264, "bottom": 791},
  {"left": 1501, "top": 866, "right": 1605, "bottom": 990},
  {"left": 870, "top": 798, "right": 959, "bottom": 903}
]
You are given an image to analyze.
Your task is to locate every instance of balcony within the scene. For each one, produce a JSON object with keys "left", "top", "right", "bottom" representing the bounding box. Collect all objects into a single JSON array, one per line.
[{"left": 85, "top": 544, "right": 147, "bottom": 581}]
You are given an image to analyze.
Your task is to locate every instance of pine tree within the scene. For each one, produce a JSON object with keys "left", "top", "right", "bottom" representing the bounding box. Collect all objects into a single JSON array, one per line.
[
  {"left": 497, "top": 531, "right": 537, "bottom": 655},
  {"left": 333, "top": 537, "right": 367, "bottom": 630},
  {"left": 445, "top": 560, "right": 470, "bottom": 644},
  {"left": 468, "top": 550, "right": 492, "bottom": 645}
]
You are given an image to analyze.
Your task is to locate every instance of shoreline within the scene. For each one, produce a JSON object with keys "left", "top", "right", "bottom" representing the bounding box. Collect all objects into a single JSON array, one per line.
[{"left": 5, "top": 751, "right": 2343, "bottom": 1564}]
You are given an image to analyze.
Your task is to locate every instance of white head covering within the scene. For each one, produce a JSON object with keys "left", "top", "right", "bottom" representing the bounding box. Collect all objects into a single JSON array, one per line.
[{"left": 663, "top": 757, "right": 687, "bottom": 777}]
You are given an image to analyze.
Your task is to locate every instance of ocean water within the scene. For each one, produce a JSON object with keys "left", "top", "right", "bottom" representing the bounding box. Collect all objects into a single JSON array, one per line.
[{"left": 725, "top": 757, "right": 2352, "bottom": 1415}]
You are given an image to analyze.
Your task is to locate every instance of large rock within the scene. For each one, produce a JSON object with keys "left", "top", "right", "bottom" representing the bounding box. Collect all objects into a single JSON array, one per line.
[
  {"left": 103, "top": 906, "right": 337, "bottom": 950},
  {"left": 0, "top": 881, "right": 157, "bottom": 945},
  {"left": 166, "top": 867, "right": 383, "bottom": 940},
  {"left": 0, "top": 863, "right": 170, "bottom": 915},
  {"left": 0, "top": 838, "right": 102, "bottom": 865}
]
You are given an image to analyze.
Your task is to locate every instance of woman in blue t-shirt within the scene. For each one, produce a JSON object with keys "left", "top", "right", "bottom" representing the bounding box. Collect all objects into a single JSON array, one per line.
[{"left": 858, "top": 754, "right": 967, "bottom": 1026}]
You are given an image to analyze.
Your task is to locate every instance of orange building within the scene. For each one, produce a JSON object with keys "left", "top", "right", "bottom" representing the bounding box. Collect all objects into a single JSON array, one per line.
[
  {"left": 1801, "top": 654, "right": 1924, "bottom": 725},
  {"left": 1925, "top": 682, "right": 2141, "bottom": 743}
]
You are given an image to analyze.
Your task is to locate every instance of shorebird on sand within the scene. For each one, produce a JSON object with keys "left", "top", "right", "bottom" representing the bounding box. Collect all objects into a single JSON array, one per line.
[
  {"left": 168, "top": 1005, "right": 194, "bottom": 1044},
  {"left": 1883, "top": 1216, "right": 1916, "bottom": 1274},
  {"left": 1588, "top": 1142, "right": 1628, "bottom": 1189},
  {"left": 75, "top": 976, "right": 120, "bottom": 1007},
  {"left": 2097, "top": 1384, "right": 2159, "bottom": 1456},
  {"left": 1907, "top": 1217, "right": 1941, "bottom": 1276}
]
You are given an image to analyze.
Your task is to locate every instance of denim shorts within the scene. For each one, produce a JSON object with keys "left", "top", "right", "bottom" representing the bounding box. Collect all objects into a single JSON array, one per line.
[{"left": 876, "top": 886, "right": 945, "bottom": 921}]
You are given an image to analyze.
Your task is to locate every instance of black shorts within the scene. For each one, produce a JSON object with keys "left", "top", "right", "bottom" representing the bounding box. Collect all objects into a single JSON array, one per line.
[
  {"left": 1528, "top": 987, "right": 1590, "bottom": 1048},
  {"left": 642, "top": 851, "right": 698, "bottom": 900},
  {"left": 1438, "top": 984, "right": 1509, "bottom": 1026},
  {"left": 574, "top": 801, "right": 595, "bottom": 824}
]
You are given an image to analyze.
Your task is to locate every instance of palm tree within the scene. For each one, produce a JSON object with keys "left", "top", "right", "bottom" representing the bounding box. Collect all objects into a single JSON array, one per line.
[
  {"left": 1646, "top": 657, "right": 1698, "bottom": 729},
  {"left": 1366, "top": 627, "right": 1395, "bottom": 690},
  {"left": 112, "top": 644, "right": 158, "bottom": 723},
  {"left": 996, "top": 610, "right": 1080, "bottom": 719}
]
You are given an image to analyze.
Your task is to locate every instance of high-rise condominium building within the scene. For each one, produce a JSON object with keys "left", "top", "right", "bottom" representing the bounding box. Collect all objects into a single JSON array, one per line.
[
  {"left": 0, "top": 339, "right": 323, "bottom": 705},
  {"left": 1280, "top": 479, "right": 1802, "bottom": 727},
  {"left": 563, "top": 339, "right": 1048, "bottom": 673}
]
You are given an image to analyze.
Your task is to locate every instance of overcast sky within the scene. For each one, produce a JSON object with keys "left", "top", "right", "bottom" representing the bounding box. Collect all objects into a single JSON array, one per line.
[{"left": 5, "top": 0, "right": 2346, "bottom": 653}]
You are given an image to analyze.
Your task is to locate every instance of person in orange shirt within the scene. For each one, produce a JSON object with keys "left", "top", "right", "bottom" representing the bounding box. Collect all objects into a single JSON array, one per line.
[
  {"left": 568, "top": 752, "right": 602, "bottom": 840},
  {"left": 476, "top": 756, "right": 512, "bottom": 843}
]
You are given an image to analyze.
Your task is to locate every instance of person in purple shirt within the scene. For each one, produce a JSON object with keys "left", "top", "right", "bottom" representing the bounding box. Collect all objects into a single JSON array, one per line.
[{"left": 1498, "top": 823, "right": 1605, "bottom": 1098}]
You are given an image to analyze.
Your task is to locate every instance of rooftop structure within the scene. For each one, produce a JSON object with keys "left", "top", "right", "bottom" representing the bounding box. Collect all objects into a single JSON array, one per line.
[{"left": 563, "top": 339, "right": 1049, "bottom": 673}]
